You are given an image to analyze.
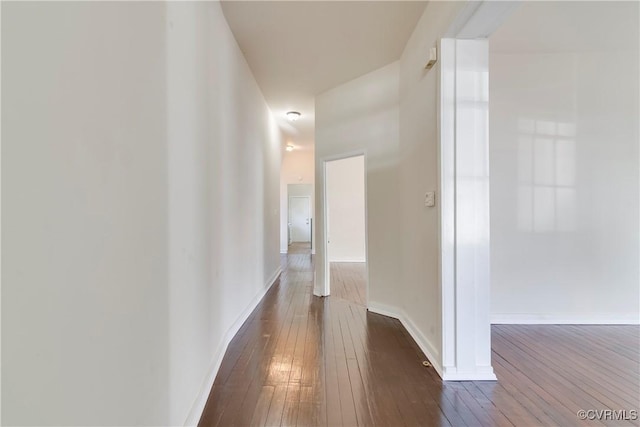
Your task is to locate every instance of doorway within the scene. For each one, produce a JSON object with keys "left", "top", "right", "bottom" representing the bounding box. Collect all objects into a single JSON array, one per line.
[
  {"left": 289, "top": 196, "right": 310, "bottom": 242},
  {"left": 323, "top": 154, "right": 367, "bottom": 301},
  {"left": 287, "top": 183, "right": 313, "bottom": 253}
]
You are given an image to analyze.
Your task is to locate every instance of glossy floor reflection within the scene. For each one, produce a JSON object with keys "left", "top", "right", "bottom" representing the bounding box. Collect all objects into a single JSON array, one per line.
[{"left": 199, "top": 253, "right": 639, "bottom": 426}]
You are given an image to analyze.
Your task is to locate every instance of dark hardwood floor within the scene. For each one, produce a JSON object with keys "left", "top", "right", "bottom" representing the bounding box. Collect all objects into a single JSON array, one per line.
[{"left": 199, "top": 252, "right": 640, "bottom": 426}]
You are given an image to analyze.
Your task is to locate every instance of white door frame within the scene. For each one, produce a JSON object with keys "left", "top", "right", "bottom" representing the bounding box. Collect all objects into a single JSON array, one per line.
[
  {"left": 317, "top": 151, "right": 368, "bottom": 305},
  {"left": 288, "top": 196, "right": 311, "bottom": 243},
  {"left": 437, "top": 1, "right": 519, "bottom": 381}
]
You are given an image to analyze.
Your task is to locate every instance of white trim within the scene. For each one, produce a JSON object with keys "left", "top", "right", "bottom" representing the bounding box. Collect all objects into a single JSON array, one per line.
[
  {"left": 367, "top": 303, "right": 444, "bottom": 380},
  {"left": 441, "top": 367, "right": 497, "bottom": 382},
  {"left": 317, "top": 151, "right": 369, "bottom": 306},
  {"left": 368, "top": 304, "right": 499, "bottom": 381},
  {"left": 184, "top": 267, "right": 283, "bottom": 426},
  {"left": 362, "top": 153, "right": 369, "bottom": 309},
  {"left": 367, "top": 302, "right": 399, "bottom": 319},
  {"left": 316, "top": 157, "right": 330, "bottom": 297},
  {"left": 491, "top": 313, "right": 640, "bottom": 325},
  {"left": 438, "top": 37, "right": 456, "bottom": 372},
  {"left": 399, "top": 311, "right": 444, "bottom": 380},
  {"left": 320, "top": 150, "right": 368, "bottom": 164}
]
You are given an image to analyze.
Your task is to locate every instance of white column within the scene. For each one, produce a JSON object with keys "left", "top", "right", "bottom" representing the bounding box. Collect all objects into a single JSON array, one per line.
[{"left": 439, "top": 38, "right": 496, "bottom": 381}]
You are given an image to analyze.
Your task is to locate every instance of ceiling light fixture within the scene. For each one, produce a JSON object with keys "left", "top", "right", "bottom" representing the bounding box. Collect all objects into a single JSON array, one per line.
[
  {"left": 286, "top": 144, "right": 294, "bottom": 152},
  {"left": 286, "top": 111, "right": 301, "bottom": 121}
]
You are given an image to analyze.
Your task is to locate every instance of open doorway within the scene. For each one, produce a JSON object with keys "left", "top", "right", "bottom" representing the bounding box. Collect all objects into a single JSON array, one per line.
[
  {"left": 324, "top": 155, "right": 367, "bottom": 304},
  {"left": 287, "top": 183, "right": 313, "bottom": 254}
]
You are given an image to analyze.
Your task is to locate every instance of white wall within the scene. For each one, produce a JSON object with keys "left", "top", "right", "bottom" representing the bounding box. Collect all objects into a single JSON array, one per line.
[
  {"left": 280, "top": 149, "right": 315, "bottom": 253},
  {"left": 489, "top": 6, "right": 639, "bottom": 323},
  {"left": 313, "top": 2, "right": 467, "bottom": 371},
  {"left": 326, "top": 156, "right": 366, "bottom": 263},
  {"left": 2, "top": 2, "right": 282, "bottom": 425},
  {"left": 314, "top": 62, "right": 400, "bottom": 306},
  {"left": 397, "top": 1, "right": 466, "bottom": 368},
  {"left": 2, "top": 4, "right": 169, "bottom": 424},
  {"left": 166, "top": 3, "right": 282, "bottom": 424}
]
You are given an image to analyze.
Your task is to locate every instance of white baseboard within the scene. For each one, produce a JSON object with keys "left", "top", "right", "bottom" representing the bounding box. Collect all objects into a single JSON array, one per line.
[
  {"left": 183, "top": 267, "right": 282, "bottom": 426},
  {"left": 367, "top": 302, "right": 444, "bottom": 379},
  {"left": 397, "top": 310, "right": 444, "bottom": 379},
  {"left": 367, "top": 301, "right": 399, "bottom": 319},
  {"left": 282, "top": 248, "right": 316, "bottom": 255},
  {"left": 441, "top": 366, "right": 497, "bottom": 381},
  {"left": 491, "top": 313, "right": 640, "bottom": 325},
  {"left": 329, "top": 259, "right": 366, "bottom": 263},
  {"left": 368, "top": 303, "right": 503, "bottom": 381}
]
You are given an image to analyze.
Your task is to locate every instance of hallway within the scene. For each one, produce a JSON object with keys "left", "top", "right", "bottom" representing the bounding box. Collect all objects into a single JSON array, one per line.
[
  {"left": 199, "top": 254, "right": 447, "bottom": 426},
  {"left": 3, "top": 2, "right": 638, "bottom": 425},
  {"left": 198, "top": 253, "right": 639, "bottom": 426}
]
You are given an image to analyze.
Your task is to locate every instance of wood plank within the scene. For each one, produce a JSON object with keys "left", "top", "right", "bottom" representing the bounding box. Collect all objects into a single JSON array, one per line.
[{"left": 198, "top": 254, "right": 640, "bottom": 427}]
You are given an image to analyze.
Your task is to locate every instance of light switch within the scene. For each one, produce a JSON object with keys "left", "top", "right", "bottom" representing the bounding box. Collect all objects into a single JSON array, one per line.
[{"left": 425, "top": 191, "right": 435, "bottom": 207}]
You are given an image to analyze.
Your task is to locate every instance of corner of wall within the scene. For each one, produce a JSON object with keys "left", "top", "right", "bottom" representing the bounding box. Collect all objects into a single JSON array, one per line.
[{"left": 367, "top": 302, "right": 444, "bottom": 380}]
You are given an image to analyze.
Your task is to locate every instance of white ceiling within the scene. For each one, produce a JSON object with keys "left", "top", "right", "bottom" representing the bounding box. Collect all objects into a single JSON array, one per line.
[
  {"left": 491, "top": 1, "right": 639, "bottom": 53},
  {"left": 221, "top": 1, "right": 428, "bottom": 150}
]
